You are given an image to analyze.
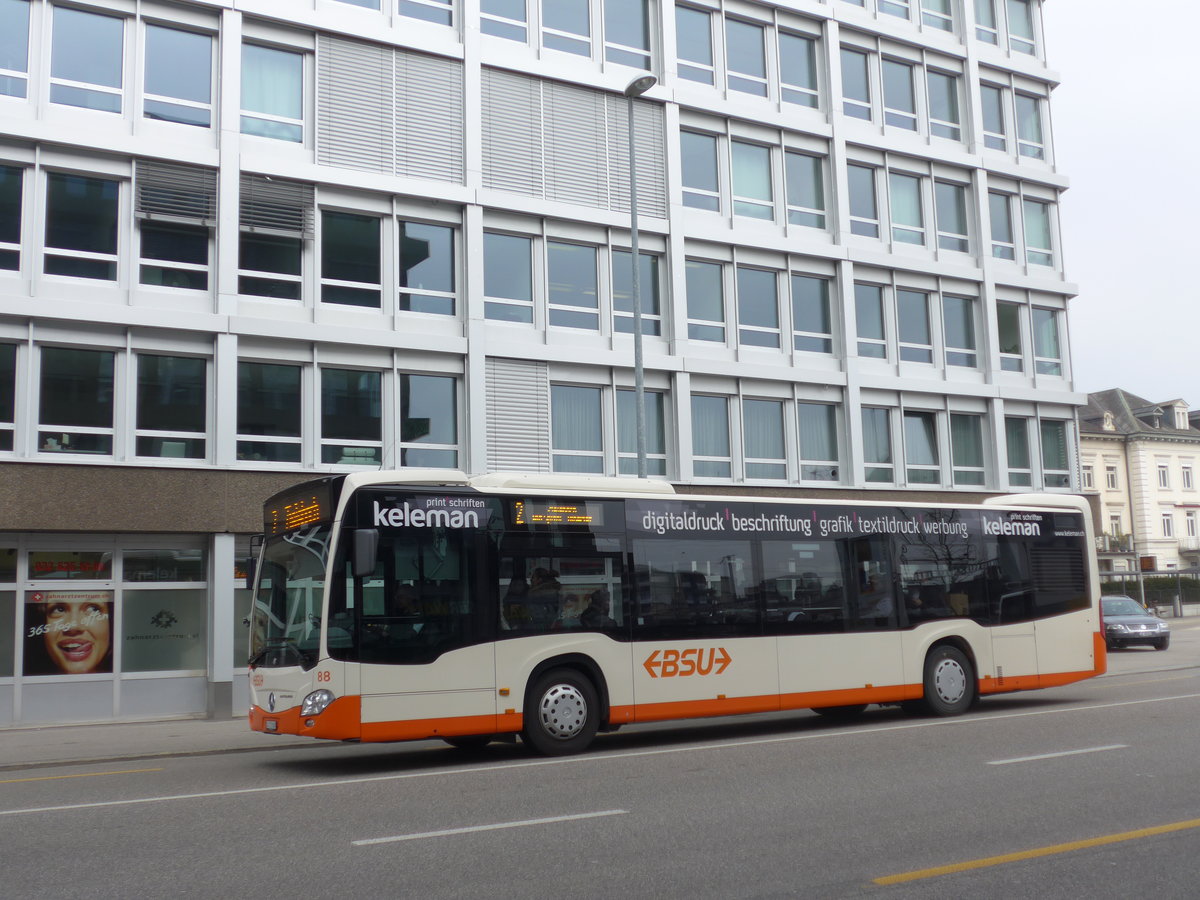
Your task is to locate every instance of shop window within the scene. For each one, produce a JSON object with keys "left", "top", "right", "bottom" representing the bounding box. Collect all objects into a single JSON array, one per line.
[
  {"left": 121, "top": 589, "right": 207, "bottom": 672},
  {"left": 136, "top": 355, "right": 207, "bottom": 459},
  {"left": 39, "top": 347, "right": 115, "bottom": 454},
  {"left": 45, "top": 173, "right": 119, "bottom": 281},
  {"left": 24, "top": 588, "right": 113, "bottom": 675},
  {"left": 0, "top": 164, "right": 20, "bottom": 271},
  {"left": 400, "top": 374, "right": 458, "bottom": 467},
  {"left": 51, "top": 6, "right": 124, "bottom": 113},
  {"left": 399, "top": 221, "right": 456, "bottom": 315},
  {"left": 237, "top": 361, "right": 302, "bottom": 462},
  {"left": 144, "top": 25, "right": 213, "bottom": 127},
  {"left": 0, "top": 589, "right": 12, "bottom": 678},
  {"left": 123, "top": 548, "right": 207, "bottom": 582},
  {"left": 321, "top": 368, "right": 382, "bottom": 465},
  {"left": 322, "top": 211, "right": 381, "bottom": 307}
]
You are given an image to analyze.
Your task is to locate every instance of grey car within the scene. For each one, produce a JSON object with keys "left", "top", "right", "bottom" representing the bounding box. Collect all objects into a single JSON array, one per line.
[{"left": 1102, "top": 595, "right": 1170, "bottom": 651}]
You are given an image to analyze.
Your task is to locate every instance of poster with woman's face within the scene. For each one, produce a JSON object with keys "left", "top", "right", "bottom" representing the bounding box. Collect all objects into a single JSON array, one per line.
[{"left": 24, "top": 590, "right": 113, "bottom": 675}]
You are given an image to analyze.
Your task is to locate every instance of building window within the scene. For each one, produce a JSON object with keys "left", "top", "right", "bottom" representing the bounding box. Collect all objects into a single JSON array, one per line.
[
  {"left": 321, "top": 368, "right": 382, "bottom": 465},
  {"left": 692, "top": 394, "right": 731, "bottom": 478},
  {"left": 135, "top": 162, "right": 216, "bottom": 291},
  {"left": 1023, "top": 199, "right": 1054, "bottom": 266},
  {"left": 685, "top": 259, "right": 725, "bottom": 342},
  {"left": 617, "top": 388, "right": 666, "bottom": 475},
  {"left": 239, "top": 176, "right": 312, "bottom": 300},
  {"left": 731, "top": 141, "right": 773, "bottom": 220},
  {"left": 240, "top": 233, "right": 301, "bottom": 300},
  {"left": 791, "top": 275, "right": 832, "bottom": 353},
  {"left": 676, "top": 6, "right": 714, "bottom": 84},
  {"left": 798, "top": 401, "right": 838, "bottom": 481},
  {"left": 0, "top": 165, "right": 22, "bottom": 271},
  {"left": 51, "top": 6, "right": 123, "bottom": 113},
  {"left": 1188, "top": 512, "right": 1198, "bottom": 538},
  {"left": 401, "top": 0, "right": 454, "bottom": 27},
  {"left": 613, "top": 251, "right": 661, "bottom": 335},
  {"left": 45, "top": 173, "right": 119, "bottom": 281},
  {"left": 926, "top": 70, "right": 961, "bottom": 139},
  {"left": 784, "top": 151, "right": 825, "bottom": 228},
  {"left": 322, "top": 211, "right": 381, "bottom": 308},
  {"left": 840, "top": 48, "right": 872, "bottom": 120},
  {"left": 1184, "top": 466, "right": 1194, "bottom": 490},
  {"left": 1015, "top": 94, "right": 1045, "bottom": 159},
  {"left": 848, "top": 164, "right": 880, "bottom": 238},
  {"left": 1005, "top": 416, "right": 1031, "bottom": 487},
  {"left": 399, "top": 221, "right": 455, "bottom": 315},
  {"left": 1106, "top": 465, "right": 1118, "bottom": 491},
  {"left": 889, "top": 172, "right": 924, "bottom": 245},
  {"left": 854, "top": 283, "right": 886, "bottom": 358},
  {"left": 743, "top": 398, "right": 786, "bottom": 479},
  {"left": 996, "top": 302, "right": 1023, "bottom": 371},
  {"left": 400, "top": 374, "right": 458, "bottom": 466},
  {"left": 605, "top": 0, "right": 651, "bottom": 68},
  {"left": 725, "top": 18, "right": 767, "bottom": 97},
  {"left": 1162, "top": 513, "right": 1175, "bottom": 539},
  {"left": 0, "top": 343, "right": 14, "bottom": 451},
  {"left": 144, "top": 25, "right": 213, "bottom": 127},
  {"left": 981, "top": 84, "right": 1007, "bottom": 150},
  {"left": 934, "top": 181, "right": 969, "bottom": 252},
  {"left": 1082, "top": 465, "right": 1094, "bottom": 490},
  {"left": 1040, "top": 419, "right": 1070, "bottom": 488},
  {"left": 542, "top": 0, "right": 591, "bottom": 57},
  {"left": 548, "top": 242, "right": 599, "bottom": 330},
  {"left": 950, "top": 414, "right": 985, "bottom": 486},
  {"left": 1158, "top": 464, "right": 1170, "bottom": 489},
  {"left": 136, "top": 355, "right": 206, "bottom": 459},
  {"left": 681, "top": 131, "right": 721, "bottom": 211},
  {"left": 736, "top": 266, "right": 780, "bottom": 348},
  {"left": 2, "top": 0, "right": 31, "bottom": 99},
  {"left": 896, "top": 289, "right": 932, "bottom": 363},
  {"left": 882, "top": 59, "right": 917, "bottom": 130},
  {"left": 921, "top": 0, "right": 953, "bottom": 30},
  {"left": 39, "top": 347, "right": 115, "bottom": 454},
  {"left": 780, "top": 32, "right": 818, "bottom": 107},
  {"left": 241, "top": 44, "right": 304, "bottom": 142},
  {"left": 904, "top": 410, "right": 939, "bottom": 484},
  {"left": 237, "top": 362, "right": 302, "bottom": 462},
  {"left": 1107, "top": 514, "right": 1121, "bottom": 536},
  {"left": 880, "top": 1, "right": 910, "bottom": 22},
  {"left": 862, "top": 407, "right": 893, "bottom": 483},
  {"left": 483, "top": 232, "right": 533, "bottom": 323},
  {"left": 552, "top": 384, "right": 603, "bottom": 473},
  {"left": 942, "top": 296, "right": 977, "bottom": 367},
  {"left": 482, "top": 0, "right": 527, "bottom": 41},
  {"left": 1006, "top": 0, "right": 1036, "bottom": 54},
  {"left": 989, "top": 192, "right": 1016, "bottom": 259},
  {"left": 140, "top": 222, "right": 210, "bottom": 290},
  {"left": 1032, "top": 307, "right": 1062, "bottom": 375}
]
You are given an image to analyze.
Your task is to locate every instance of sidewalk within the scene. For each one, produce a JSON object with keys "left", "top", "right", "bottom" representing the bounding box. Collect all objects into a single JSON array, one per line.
[{"left": 0, "top": 715, "right": 317, "bottom": 772}]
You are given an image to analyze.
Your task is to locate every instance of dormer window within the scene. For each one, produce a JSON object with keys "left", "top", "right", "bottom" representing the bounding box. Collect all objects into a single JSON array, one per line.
[
  {"left": 1176, "top": 407, "right": 1189, "bottom": 429},
  {"left": 1103, "top": 412, "right": 1115, "bottom": 431}
]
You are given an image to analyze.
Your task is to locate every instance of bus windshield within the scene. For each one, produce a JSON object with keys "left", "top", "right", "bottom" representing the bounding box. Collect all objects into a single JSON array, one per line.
[{"left": 249, "top": 525, "right": 331, "bottom": 670}]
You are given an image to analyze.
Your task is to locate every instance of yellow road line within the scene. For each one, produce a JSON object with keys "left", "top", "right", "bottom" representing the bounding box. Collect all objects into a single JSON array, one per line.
[
  {"left": 874, "top": 818, "right": 1200, "bottom": 885},
  {"left": 0, "top": 767, "right": 163, "bottom": 785}
]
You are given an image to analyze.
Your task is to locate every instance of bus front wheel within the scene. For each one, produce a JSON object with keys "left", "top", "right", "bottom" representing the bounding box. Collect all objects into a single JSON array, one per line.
[
  {"left": 920, "top": 646, "right": 974, "bottom": 716},
  {"left": 522, "top": 668, "right": 599, "bottom": 756}
]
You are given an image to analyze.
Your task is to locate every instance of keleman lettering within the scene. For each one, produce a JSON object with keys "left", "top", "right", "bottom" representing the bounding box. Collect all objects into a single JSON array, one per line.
[
  {"left": 643, "top": 647, "right": 732, "bottom": 678},
  {"left": 982, "top": 518, "right": 1041, "bottom": 536},
  {"left": 373, "top": 501, "right": 480, "bottom": 529}
]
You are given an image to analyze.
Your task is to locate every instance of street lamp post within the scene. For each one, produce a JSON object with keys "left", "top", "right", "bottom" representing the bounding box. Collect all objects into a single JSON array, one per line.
[{"left": 624, "top": 74, "right": 657, "bottom": 479}]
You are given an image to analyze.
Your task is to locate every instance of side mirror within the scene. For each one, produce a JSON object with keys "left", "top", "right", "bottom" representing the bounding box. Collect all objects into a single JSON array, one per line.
[
  {"left": 352, "top": 528, "right": 380, "bottom": 578},
  {"left": 244, "top": 558, "right": 257, "bottom": 592}
]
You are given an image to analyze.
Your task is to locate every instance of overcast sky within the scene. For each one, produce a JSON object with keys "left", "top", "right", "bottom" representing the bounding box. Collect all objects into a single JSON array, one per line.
[{"left": 1041, "top": 1, "right": 1200, "bottom": 406}]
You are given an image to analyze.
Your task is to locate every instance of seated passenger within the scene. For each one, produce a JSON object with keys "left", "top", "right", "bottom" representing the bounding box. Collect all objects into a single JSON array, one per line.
[{"left": 580, "top": 589, "right": 617, "bottom": 629}]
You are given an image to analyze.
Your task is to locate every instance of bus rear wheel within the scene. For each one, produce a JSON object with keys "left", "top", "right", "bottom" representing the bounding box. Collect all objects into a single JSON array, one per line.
[
  {"left": 522, "top": 668, "right": 599, "bottom": 756},
  {"left": 919, "top": 646, "right": 974, "bottom": 716}
]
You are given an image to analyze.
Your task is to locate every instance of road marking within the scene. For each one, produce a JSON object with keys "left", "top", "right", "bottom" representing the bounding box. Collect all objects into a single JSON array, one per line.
[
  {"left": 0, "top": 767, "right": 163, "bottom": 785},
  {"left": 2, "top": 692, "right": 1199, "bottom": 819},
  {"left": 353, "top": 809, "right": 627, "bottom": 846},
  {"left": 873, "top": 817, "right": 1200, "bottom": 885},
  {"left": 987, "top": 744, "right": 1127, "bottom": 765}
]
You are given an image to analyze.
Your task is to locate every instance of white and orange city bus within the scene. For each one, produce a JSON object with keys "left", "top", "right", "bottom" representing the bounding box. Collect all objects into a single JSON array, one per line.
[{"left": 247, "top": 471, "right": 1105, "bottom": 755}]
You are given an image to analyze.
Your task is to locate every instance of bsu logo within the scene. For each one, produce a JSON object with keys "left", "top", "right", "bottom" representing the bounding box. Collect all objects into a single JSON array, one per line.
[{"left": 643, "top": 647, "right": 731, "bottom": 678}]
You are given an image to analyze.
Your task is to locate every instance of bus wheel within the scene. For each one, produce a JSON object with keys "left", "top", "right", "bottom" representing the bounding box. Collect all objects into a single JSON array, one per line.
[
  {"left": 921, "top": 646, "right": 974, "bottom": 716},
  {"left": 523, "top": 668, "right": 599, "bottom": 756},
  {"left": 811, "top": 704, "right": 868, "bottom": 719},
  {"left": 442, "top": 735, "right": 493, "bottom": 750}
]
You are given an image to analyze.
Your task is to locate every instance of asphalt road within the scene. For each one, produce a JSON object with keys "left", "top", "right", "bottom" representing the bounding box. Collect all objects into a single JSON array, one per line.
[{"left": 4, "top": 623, "right": 1200, "bottom": 900}]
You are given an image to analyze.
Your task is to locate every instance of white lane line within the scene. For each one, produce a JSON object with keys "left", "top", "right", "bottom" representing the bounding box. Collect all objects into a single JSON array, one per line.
[
  {"left": 353, "top": 809, "right": 627, "bottom": 846},
  {"left": 987, "top": 744, "right": 1128, "bottom": 766},
  {"left": 3, "top": 692, "right": 1199, "bottom": 819}
]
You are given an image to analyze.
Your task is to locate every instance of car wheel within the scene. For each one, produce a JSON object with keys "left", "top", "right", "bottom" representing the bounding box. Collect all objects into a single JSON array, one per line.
[
  {"left": 522, "top": 668, "right": 599, "bottom": 756},
  {"left": 919, "top": 645, "right": 974, "bottom": 717},
  {"left": 1154, "top": 638, "right": 1170, "bottom": 651},
  {"left": 811, "top": 704, "right": 868, "bottom": 719}
]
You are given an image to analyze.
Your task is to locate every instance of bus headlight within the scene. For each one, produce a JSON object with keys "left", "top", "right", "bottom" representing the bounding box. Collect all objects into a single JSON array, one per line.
[{"left": 301, "top": 689, "right": 335, "bottom": 716}]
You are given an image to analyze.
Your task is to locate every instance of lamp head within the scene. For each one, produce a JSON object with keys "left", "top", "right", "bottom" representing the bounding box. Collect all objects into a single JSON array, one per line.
[{"left": 623, "top": 75, "right": 658, "bottom": 98}]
